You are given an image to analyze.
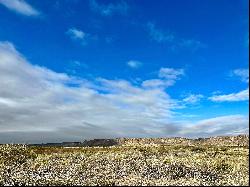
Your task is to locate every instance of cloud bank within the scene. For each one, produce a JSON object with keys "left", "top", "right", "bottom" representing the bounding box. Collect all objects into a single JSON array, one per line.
[
  {"left": 0, "top": 41, "right": 248, "bottom": 143},
  {"left": 209, "top": 88, "right": 249, "bottom": 102}
]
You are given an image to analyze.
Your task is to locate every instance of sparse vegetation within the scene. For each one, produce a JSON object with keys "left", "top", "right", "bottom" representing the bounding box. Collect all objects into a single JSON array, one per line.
[{"left": 0, "top": 135, "right": 248, "bottom": 186}]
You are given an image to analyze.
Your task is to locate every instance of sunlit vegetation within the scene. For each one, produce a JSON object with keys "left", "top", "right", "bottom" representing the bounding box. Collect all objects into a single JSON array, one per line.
[{"left": 0, "top": 135, "right": 249, "bottom": 186}]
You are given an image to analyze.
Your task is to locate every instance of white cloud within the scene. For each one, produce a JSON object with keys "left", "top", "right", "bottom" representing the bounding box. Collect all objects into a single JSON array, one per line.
[
  {"left": 66, "top": 28, "right": 88, "bottom": 44},
  {"left": 159, "top": 67, "right": 184, "bottom": 80},
  {"left": 0, "top": 41, "right": 248, "bottom": 143},
  {"left": 180, "top": 115, "right": 249, "bottom": 138},
  {"left": 142, "top": 79, "right": 168, "bottom": 88},
  {"left": 147, "top": 22, "right": 174, "bottom": 43},
  {"left": 183, "top": 94, "right": 204, "bottom": 104},
  {"left": 0, "top": 41, "right": 178, "bottom": 143},
  {"left": 89, "top": 0, "right": 128, "bottom": 16},
  {"left": 0, "top": 0, "right": 40, "bottom": 16},
  {"left": 178, "top": 39, "right": 206, "bottom": 52},
  {"left": 142, "top": 68, "right": 184, "bottom": 89},
  {"left": 66, "top": 28, "right": 93, "bottom": 46},
  {"left": 127, "top": 60, "right": 142, "bottom": 69},
  {"left": 209, "top": 88, "right": 249, "bottom": 102},
  {"left": 231, "top": 68, "right": 249, "bottom": 83},
  {"left": 146, "top": 22, "right": 204, "bottom": 52},
  {"left": 67, "top": 28, "right": 85, "bottom": 40}
]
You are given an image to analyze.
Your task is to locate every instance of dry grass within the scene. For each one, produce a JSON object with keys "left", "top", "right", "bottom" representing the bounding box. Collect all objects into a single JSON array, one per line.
[{"left": 0, "top": 137, "right": 249, "bottom": 186}]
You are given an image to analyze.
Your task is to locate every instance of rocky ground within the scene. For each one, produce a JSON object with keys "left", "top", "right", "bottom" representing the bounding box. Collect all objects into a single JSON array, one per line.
[{"left": 0, "top": 135, "right": 249, "bottom": 186}]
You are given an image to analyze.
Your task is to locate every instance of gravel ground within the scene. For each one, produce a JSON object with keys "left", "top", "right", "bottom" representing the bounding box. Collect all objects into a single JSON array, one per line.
[{"left": 0, "top": 139, "right": 249, "bottom": 186}]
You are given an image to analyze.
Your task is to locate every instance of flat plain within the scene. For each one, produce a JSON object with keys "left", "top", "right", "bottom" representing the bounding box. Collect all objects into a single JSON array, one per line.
[{"left": 0, "top": 135, "right": 249, "bottom": 186}]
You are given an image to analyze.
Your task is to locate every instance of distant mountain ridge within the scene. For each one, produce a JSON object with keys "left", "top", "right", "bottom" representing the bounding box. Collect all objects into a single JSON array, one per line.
[{"left": 27, "top": 134, "right": 249, "bottom": 147}]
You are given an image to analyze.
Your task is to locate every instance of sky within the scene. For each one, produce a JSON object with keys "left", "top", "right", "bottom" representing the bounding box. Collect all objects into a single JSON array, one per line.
[{"left": 0, "top": 0, "right": 249, "bottom": 143}]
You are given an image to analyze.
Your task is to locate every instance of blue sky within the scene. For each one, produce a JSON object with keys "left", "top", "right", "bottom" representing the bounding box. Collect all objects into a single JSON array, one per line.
[{"left": 0, "top": 0, "right": 249, "bottom": 143}]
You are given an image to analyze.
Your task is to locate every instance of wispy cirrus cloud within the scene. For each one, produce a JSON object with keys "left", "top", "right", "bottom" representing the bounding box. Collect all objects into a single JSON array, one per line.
[
  {"left": 209, "top": 88, "right": 249, "bottom": 102},
  {"left": 65, "top": 60, "right": 89, "bottom": 76},
  {"left": 142, "top": 68, "right": 184, "bottom": 89},
  {"left": 0, "top": 0, "right": 40, "bottom": 16},
  {"left": 209, "top": 68, "right": 249, "bottom": 102},
  {"left": 146, "top": 22, "right": 205, "bottom": 52},
  {"left": 230, "top": 68, "right": 249, "bottom": 83},
  {"left": 159, "top": 68, "right": 185, "bottom": 80},
  {"left": 177, "top": 39, "right": 206, "bottom": 52},
  {"left": 67, "top": 28, "right": 86, "bottom": 40},
  {"left": 66, "top": 28, "right": 94, "bottom": 46},
  {"left": 182, "top": 94, "right": 204, "bottom": 104},
  {"left": 147, "top": 22, "right": 175, "bottom": 43},
  {"left": 142, "top": 79, "right": 168, "bottom": 88},
  {"left": 89, "top": 0, "right": 129, "bottom": 16}
]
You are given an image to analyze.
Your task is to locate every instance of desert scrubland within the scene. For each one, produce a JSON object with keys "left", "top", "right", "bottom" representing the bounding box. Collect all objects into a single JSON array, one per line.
[{"left": 0, "top": 135, "right": 249, "bottom": 186}]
